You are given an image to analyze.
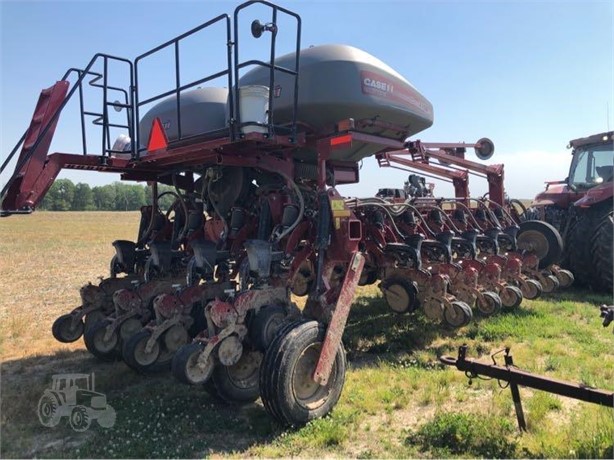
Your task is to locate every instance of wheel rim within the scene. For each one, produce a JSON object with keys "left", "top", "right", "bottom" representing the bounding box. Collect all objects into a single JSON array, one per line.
[
  {"left": 185, "top": 346, "right": 213, "bottom": 384},
  {"left": 225, "top": 351, "right": 262, "bottom": 388},
  {"left": 262, "top": 313, "right": 285, "bottom": 346},
  {"left": 444, "top": 302, "right": 471, "bottom": 327},
  {"left": 93, "top": 326, "right": 118, "bottom": 352},
  {"left": 556, "top": 270, "right": 574, "bottom": 288},
  {"left": 542, "top": 275, "right": 559, "bottom": 293},
  {"left": 517, "top": 230, "right": 549, "bottom": 259},
  {"left": 521, "top": 280, "right": 539, "bottom": 299},
  {"left": 292, "top": 343, "right": 332, "bottom": 410},
  {"left": 477, "top": 293, "right": 500, "bottom": 316},
  {"left": 164, "top": 325, "right": 189, "bottom": 352},
  {"left": 501, "top": 286, "right": 521, "bottom": 308},
  {"left": 133, "top": 334, "right": 160, "bottom": 366},
  {"left": 385, "top": 284, "right": 410, "bottom": 313},
  {"left": 120, "top": 318, "right": 142, "bottom": 340}
]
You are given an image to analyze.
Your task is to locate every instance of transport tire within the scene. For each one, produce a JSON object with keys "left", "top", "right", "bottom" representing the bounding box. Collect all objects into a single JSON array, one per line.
[
  {"left": 249, "top": 305, "right": 287, "bottom": 351},
  {"left": 260, "top": 320, "right": 345, "bottom": 426},
  {"left": 210, "top": 350, "right": 263, "bottom": 404}
]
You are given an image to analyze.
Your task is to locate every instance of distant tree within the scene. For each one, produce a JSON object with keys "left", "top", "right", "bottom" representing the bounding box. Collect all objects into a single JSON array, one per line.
[
  {"left": 72, "top": 182, "right": 94, "bottom": 210},
  {"left": 45, "top": 179, "right": 76, "bottom": 211},
  {"left": 92, "top": 184, "right": 116, "bottom": 210}
]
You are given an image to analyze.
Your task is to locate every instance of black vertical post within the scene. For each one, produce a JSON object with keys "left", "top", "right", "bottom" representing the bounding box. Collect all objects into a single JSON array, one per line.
[{"left": 505, "top": 353, "right": 527, "bottom": 432}]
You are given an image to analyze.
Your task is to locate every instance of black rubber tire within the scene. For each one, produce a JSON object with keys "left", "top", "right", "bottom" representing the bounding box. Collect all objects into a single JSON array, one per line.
[
  {"left": 260, "top": 320, "right": 346, "bottom": 427},
  {"left": 249, "top": 305, "right": 287, "bottom": 352},
  {"left": 443, "top": 301, "right": 473, "bottom": 328},
  {"left": 122, "top": 330, "right": 160, "bottom": 372},
  {"left": 381, "top": 277, "right": 419, "bottom": 314},
  {"left": 172, "top": 342, "right": 213, "bottom": 385},
  {"left": 500, "top": 285, "right": 523, "bottom": 309},
  {"left": 590, "top": 210, "right": 613, "bottom": 294},
  {"left": 520, "top": 279, "right": 542, "bottom": 300},
  {"left": 540, "top": 275, "right": 560, "bottom": 293},
  {"left": 258, "top": 319, "right": 308, "bottom": 424},
  {"left": 52, "top": 313, "right": 84, "bottom": 343},
  {"left": 37, "top": 393, "right": 61, "bottom": 427},
  {"left": 475, "top": 291, "right": 502, "bottom": 317},
  {"left": 83, "top": 319, "right": 121, "bottom": 361},
  {"left": 564, "top": 216, "right": 594, "bottom": 287},
  {"left": 517, "top": 220, "right": 564, "bottom": 269},
  {"left": 554, "top": 269, "right": 574, "bottom": 289},
  {"left": 210, "top": 350, "right": 263, "bottom": 404},
  {"left": 84, "top": 310, "right": 107, "bottom": 332},
  {"left": 358, "top": 269, "right": 378, "bottom": 287}
]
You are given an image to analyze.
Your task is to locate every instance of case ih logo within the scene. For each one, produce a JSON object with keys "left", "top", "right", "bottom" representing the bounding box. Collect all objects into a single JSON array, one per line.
[
  {"left": 363, "top": 75, "right": 394, "bottom": 95},
  {"left": 361, "top": 70, "right": 432, "bottom": 115}
]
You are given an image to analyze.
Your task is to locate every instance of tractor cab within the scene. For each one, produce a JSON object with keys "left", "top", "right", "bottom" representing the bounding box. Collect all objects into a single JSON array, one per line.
[
  {"left": 52, "top": 374, "right": 91, "bottom": 392},
  {"left": 568, "top": 132, "right": 614, "bottom": 190}
]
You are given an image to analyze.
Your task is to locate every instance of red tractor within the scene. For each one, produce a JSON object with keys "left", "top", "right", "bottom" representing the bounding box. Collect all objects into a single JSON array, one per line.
[{"left": 529, "top": 131, "right": 613, "bottom": 293}]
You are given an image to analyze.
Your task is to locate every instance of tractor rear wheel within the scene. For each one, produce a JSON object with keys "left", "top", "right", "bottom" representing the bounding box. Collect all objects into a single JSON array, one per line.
[
  {"left": 84, "top": 320, "right": 120, "bottom": 361},
  {"left": 565, "top": 216, "right": 594, "bottom": 287},
  {"left": 52, "top": 314, "right": 84, "bottom": 343},
  {"left": 590, "top": 210, "right": 613, "bottom": 294},
  {"left": 209, "top": 350, "right": 262, "bottom": 404},
  {"left": 37, "top": 393, "right": 61, "bottom": 427},
  {"left": 259, "top": 320, "right": 346, "bottom": 426}
]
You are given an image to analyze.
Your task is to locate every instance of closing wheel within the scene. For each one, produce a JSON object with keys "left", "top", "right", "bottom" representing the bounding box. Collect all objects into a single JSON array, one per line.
[
  {"left": 210, "top": 350, "right": 263, "bottom": 404},
  {"left": 358, "top": 269, "right": 378, "bottom": 287},
  {"left": 381, "top": 277, "right": 419, "bottom": 314},
  {"left": 37, "top": 393, "right": 61, "bottom": 427},
  {"left": 119, "top": 318, "right": 143, "bottom": 341},
  {"left": 443, "top": 301, "right": 473, "bottom": 328},
  {"left": 541, "top": 274, "right": 560, "bottom": 293},
  {"left": 84, "top": 320, "right": 120, "bottom": 361},
  {"left": 554, "top": 269, "right": 574, "bottom": 289},
  {"left": 260, "top": 321, "right": 346, "bottom": 426},
  {"left": 475, "top": 291, "right": 502, "bottom": 317},
  {"left": 84, "top": 310, "right": 107, "bottom": 331},
  {"left": 172, "top": 342, "right": 214, "bottom": 385},
  {"left": 123, "top": 330, "right": 160, "bottom": 371},
  {"left": 520, "top": 279, "right": 543, "bottom": 300},
  {"left": 69, "top": 405, "right": 91, "bottom": 432},
  {"left": 500, "top": 285, "right": 523, "bottom": 309},
  {"left": 249, "top": 305, "right": 287, "bottom": 351},
  {"left": 110, "top": 255, "right": 123, "bottom": 278},
  {"left": 517, "top": 220, "right": 563, "bottom": 269},
  {"left": 52, "top": 313, "right": 85, "bottom": 343}
]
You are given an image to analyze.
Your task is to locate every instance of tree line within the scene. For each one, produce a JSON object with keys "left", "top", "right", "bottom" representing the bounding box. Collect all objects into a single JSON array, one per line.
[{"left": 38, "top": 179, "right": 176, "bottom": 211}]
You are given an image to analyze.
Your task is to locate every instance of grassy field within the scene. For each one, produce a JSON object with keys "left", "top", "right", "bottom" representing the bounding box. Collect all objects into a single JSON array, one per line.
[{"left": 1, "top": 212, "right": 612, "bottom": 458}]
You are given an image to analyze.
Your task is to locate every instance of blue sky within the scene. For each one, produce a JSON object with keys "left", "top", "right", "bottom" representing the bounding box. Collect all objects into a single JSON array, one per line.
[{"left": 1, "top": 0, "right": 612, "bottom": 199}]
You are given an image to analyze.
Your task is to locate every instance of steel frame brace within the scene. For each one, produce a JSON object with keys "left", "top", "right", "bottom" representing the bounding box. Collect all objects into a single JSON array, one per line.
[{"left": 440, "top": 345, "right": 614, "bottom": 431}]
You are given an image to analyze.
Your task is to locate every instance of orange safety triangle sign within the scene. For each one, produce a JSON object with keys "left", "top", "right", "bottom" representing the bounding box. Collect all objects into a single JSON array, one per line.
[{"left": 147, "top": 117, "right": 168, "bottom": 152}]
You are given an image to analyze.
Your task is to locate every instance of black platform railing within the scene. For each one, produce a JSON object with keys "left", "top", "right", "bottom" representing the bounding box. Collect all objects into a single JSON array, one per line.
[
  {"left": 0, "top": 53, "right": 134, "bottom": 200},
  {"left": 232, "top": 0, "right": 301, "bottom": 142},
  {"left": 134, "top": 14, "right": 233, "bottom": 159}
]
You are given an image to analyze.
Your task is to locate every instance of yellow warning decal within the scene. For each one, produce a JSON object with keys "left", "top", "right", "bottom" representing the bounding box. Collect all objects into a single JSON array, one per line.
[{"left": 330, "top": 199, "right": 345, "bottom": 211}]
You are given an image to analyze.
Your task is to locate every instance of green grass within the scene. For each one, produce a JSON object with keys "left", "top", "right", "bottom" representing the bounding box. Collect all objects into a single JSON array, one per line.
[{"left": 1, "top": 212, "right": 613, "bottom": 458}]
